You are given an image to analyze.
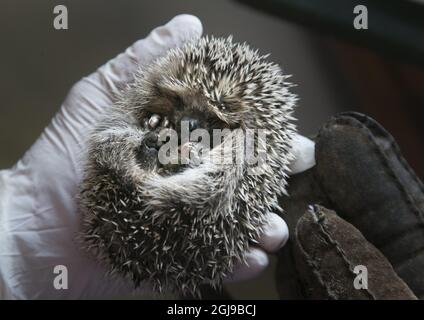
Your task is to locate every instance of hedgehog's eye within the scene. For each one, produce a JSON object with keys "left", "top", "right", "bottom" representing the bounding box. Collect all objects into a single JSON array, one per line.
[
  {"left": 171, "top": 95, "right": 184, "bottom": 111},
  {"left": 217, "top": 102, "right": 227, "bottom": 111}
]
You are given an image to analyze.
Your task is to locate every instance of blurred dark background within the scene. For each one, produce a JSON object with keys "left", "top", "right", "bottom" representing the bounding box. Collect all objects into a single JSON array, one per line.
[{"left": 1, "top": 0, "right": 423, "bottom": 299}]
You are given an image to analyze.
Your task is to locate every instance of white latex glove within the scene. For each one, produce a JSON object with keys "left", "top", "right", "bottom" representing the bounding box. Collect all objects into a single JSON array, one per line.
[{"left": 0, "top": 14, "right": 315, "bottom": 299}]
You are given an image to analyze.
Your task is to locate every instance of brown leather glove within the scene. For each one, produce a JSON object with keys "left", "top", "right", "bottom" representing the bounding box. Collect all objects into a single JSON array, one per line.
[{"left": 277, "top": 112, "right": 424, "bottom": 300}]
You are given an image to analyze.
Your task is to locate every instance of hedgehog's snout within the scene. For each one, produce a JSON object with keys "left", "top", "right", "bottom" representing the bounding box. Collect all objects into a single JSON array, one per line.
[
  {"left": 180, "top": 116, "right": 199, "bottom": 132},
  {"left": 175, "top": 115, "right": 202, "bottom": 145}
]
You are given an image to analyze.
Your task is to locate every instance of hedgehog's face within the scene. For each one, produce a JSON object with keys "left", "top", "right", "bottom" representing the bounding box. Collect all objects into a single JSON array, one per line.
[
  {"left": 140, "top": 83, "right": 236, "bottom": 138},
  {"left": 132, "top": 75, "right": 254, "bottom": 173},
  {"left": 130, "top": 36, "right": 292, "bottom": 161},
  {"left": 132, "top": 38, "right": 277, "bottom": 141}
]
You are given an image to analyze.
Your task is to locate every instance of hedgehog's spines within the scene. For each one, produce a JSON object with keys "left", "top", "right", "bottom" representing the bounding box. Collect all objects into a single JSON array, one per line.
[{"left": 79, "top": 36, "right": 297, "bottom": 297}]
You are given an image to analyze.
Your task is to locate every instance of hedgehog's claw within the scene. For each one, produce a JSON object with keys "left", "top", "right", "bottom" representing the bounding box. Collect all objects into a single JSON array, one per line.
[
  {"left": 163, "top": 116, "right": 170, "bottom": 128},
  {"left": 148, "top": 114, "right": 161, "bottom": 129}
]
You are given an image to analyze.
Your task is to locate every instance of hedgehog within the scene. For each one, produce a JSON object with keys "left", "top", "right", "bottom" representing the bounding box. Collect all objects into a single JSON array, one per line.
[{"left": 79, "top": 36, "right": 297, "bottom": 296}]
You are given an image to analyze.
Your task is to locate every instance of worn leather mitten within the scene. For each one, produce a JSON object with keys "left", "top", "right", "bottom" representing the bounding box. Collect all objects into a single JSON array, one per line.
[
  {"left": 277, "top": 112, "right": 424, "bottom": 299},
  {"left": 315, "top": 112, "right": 424, "bottom": 298},
  {"left": 293, "top": 205, "right": 416, "bottom": 299}
]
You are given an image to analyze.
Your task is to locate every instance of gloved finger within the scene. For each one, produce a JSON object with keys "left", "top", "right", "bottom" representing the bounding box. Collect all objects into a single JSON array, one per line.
[
  {"left": 87, "top": 14, "right": 203, "bottom": 96},
  {"left": 256, "top": 212, "right": 289, "bottom": 253},
  {"left": 225, "top": 247, "right": 269, "bottom": 283},
  {"left": 288, "top": 133, "right": 316, "bottom": 175}
]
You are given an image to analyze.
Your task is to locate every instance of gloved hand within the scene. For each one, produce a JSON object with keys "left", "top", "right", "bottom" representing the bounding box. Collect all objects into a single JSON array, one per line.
[
  {"left": 0, "top": 14, "right": 315, "bottom": 299},
  {"left": 277, "top": 112, "right": 424, "bottom": 300}
]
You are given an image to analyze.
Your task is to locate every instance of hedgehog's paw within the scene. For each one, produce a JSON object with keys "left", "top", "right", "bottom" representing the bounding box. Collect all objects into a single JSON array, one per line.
[
  {"left": 135, "top": 131, "right": 161, "bottom": 171},
  {"left": 143, "top": 113, "right": 172, "bottom": 131}
]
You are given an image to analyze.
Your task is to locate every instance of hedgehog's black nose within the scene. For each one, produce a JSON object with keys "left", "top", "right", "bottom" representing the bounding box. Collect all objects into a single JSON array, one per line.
[{"left": 181, "top": 116, "right": 199, "bottom": 132}]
